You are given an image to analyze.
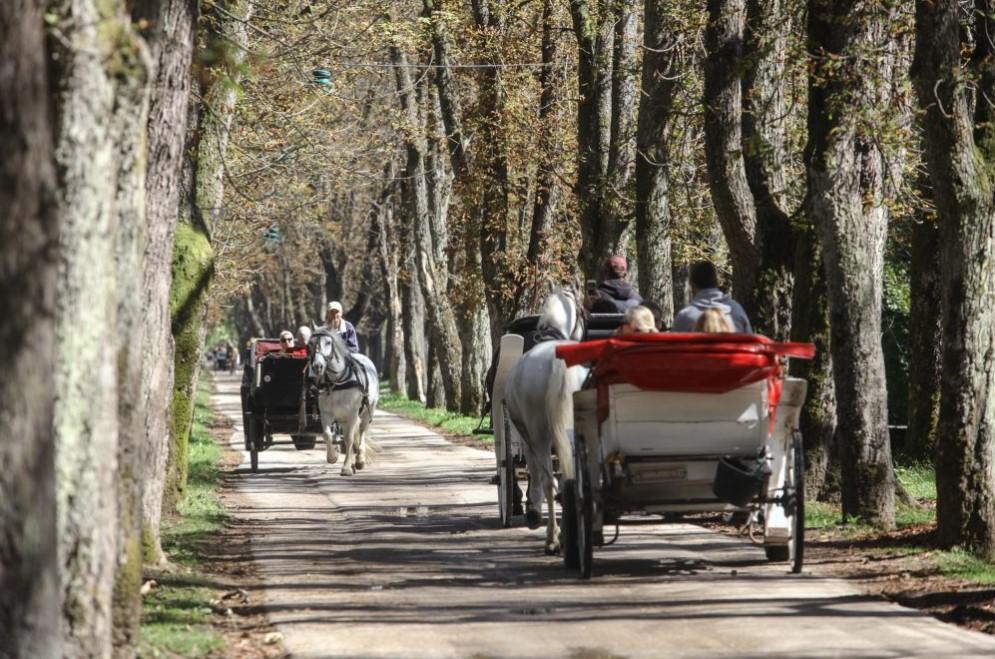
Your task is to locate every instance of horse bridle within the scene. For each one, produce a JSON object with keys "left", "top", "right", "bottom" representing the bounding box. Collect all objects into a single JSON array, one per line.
[{"left": 308, "top": 330, "right": 360, "bottom": 392}]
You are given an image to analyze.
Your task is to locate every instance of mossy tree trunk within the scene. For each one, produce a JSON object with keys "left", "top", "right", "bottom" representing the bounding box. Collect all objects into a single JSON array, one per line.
[
  {"left": 805, "top": 0, "right": 900, "bottom": 528},
  {"left": 914, "top": 0, "right": 995, "bottom": 557},
  {"left": 0, "top": 0, "right": 60, "bottom": 654},
  {"left": 109, "top": 19, "right": 153, "bottom": 659},
  {"left": 167, "top": 0, "right": 252, "bottom": 508},
  {"left": 134, "top": 0, "right": 198, "bottom": 564},
  {"left": 50, "top": 0, "right": 135, "bottom": 651}
]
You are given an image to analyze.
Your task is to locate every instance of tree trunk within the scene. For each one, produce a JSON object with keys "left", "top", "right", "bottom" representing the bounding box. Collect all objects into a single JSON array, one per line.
[
  {"left": 50, "top": 0, "right": 126, "bottom": 650},
  {"left": 806, "top": 0, "right": 896, "bottom": 528},
  {"left": 791, "top": 235, "right": 837, "bottom": 499},
  {"left": 0, "top": 1, "right": 60, "bottom": 653},
  {"left": 109, "top": 22, "right": 153, "bottom": 658},
  {"left": 742, "top": 0, "right": 796, "bottom": 340},
  {"left": 904, "top": 209, "right": 942, "bottom": 461},
  {"left": 167, "top": 0, "right": 251, "bottom": 510},
  {"left": 401, "top": 270, "right": 428, "bottom": 403},
  {"left": 703, "top": 0, "right": 759, "bottom": 305},
  {"left": 914, "top": 0, "right": 995, "bottom": 556},
  {"left": 571, "top": 0, "right": 626, "bottom": 277},
  {"left": 391, "top": 43, "right": 463, "bottom": 410},
  {"left": 525, "top": 0, "right": 563, "bottom": 296},
  {"left": 634, "top": 0, "right": 676, "bottom": 315},
  {"left": 134, "top": 0, "right": 198, "bottom": 563}
]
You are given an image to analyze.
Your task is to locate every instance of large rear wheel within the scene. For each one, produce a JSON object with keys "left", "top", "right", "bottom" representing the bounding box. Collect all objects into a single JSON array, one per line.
[
  {"left": 246, "top": 416, "right": 260, "bottom": 473},
  {"left": 790, "top": 431, "right": 805, "bottom": 574},
  {"left": 498, "top": 408, "right": 516, "bottom": 528},
  {"left": 575, "top": 439, "right": 593, "bottom": 579},
  {"left": 561, "top": 479, "right": 579, "bottom": 569}
]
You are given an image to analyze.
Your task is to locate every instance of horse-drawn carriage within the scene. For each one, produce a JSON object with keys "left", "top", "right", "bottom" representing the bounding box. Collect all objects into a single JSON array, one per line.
[
  {"left": 490, "top": 290, "right": 814, "bottom": 578},
  {"left": 558, "top": 334, "right": 812, "bottom": 578},
  {"left": 240, "top": 338, "right": 324, "bottom": 472}
]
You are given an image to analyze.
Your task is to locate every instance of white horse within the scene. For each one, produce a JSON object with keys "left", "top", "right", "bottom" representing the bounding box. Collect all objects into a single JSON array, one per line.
[
  {"left": 503, "top": 287, "right": 589, "bottom": 555},
  {"left": 307, "top": 329, "right": 380, "bottom": 476}
]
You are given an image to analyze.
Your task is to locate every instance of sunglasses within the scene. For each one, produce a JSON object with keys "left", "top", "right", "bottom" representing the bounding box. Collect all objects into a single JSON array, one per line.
[{"left": 281, "top": 338, "right": 293, "bottom": 344}]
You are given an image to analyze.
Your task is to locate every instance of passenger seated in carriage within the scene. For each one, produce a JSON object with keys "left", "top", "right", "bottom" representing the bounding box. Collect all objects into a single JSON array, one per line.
[
  {"left": 694, "top": 308, "right": 735, "bottom": 333},
  {"left": 614, "top": 305, "right": 657, "bottom": 336},
  {"left": 672, "top": 260, "right": 752, "bottom": 333},
  {"left": 585, "top": 255, "right": 643, "bottom": 312}
]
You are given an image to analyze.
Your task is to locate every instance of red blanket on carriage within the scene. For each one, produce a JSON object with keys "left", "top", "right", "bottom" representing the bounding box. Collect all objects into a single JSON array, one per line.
[{"left": 555, "top": 334, "right": 815, "bottom": 425}]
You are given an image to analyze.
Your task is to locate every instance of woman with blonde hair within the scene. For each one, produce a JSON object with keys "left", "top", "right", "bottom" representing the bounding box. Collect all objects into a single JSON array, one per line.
[
  {"left": 693, "top": 308, "right": 735, "bottom": 333},
  {"left": 616, "top": 305, "right": 657, "bottom": 335}
]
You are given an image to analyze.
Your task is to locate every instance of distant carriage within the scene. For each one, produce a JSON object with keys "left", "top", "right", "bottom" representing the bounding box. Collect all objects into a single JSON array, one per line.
[{"left": 239, "top": 338, "right": 325, "bottom": 472}]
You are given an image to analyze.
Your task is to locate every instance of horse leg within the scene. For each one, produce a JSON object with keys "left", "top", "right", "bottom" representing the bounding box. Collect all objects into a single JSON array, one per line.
[
  {"left": 354, "top": 416, "right": 369, "bottom": 470},
  {"left": 340, "top": 414, "right": 358, "bottom": 476},
  {"left": 319, "top": 399, "right": 339, "bottom": 464},
  {"left": 524, "top": 467, "right": 545, "bottom": 530},
  {"left": 545, "top": 480, "right": 559, "bottom": 555}
]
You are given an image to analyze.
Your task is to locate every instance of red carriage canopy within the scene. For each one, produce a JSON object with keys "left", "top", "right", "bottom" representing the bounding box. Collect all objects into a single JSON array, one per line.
[{"left": 555, "top": 333, "right": 816, "bottom": 426}]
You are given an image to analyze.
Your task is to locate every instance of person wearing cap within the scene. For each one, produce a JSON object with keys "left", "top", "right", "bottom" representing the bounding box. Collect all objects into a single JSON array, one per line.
[
  {"left": 324, "top": 301, "right": 359, "bottom": 353},
  {"left": 587, "top": 255, "right": 643, "bottom": 313}
]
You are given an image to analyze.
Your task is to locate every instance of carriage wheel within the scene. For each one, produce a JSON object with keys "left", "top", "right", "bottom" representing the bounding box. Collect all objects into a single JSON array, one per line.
[
  {"left": 561, "top": 479, "right": 579, "bottom": 569},
  {"left": 246, "top": 417, "right": 260, "bottom": 473},
  {"left": 790, "top": 431, "right": 805, "bottom": 574},
  {"left": 575, "top": 439, "right": 594, "bottom": 579},
  {"left": 498, "top": 408, "right": 516, "bottom": 528},
  {"left": 292, "top": 434, "right": 316, "bottom": 450},
  {"left": 764, "top": 432, "right": 804, "bottom": 571}
]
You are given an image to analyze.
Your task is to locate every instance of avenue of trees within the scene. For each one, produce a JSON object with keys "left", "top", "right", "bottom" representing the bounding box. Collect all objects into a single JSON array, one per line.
[{"left": 2, "top": 0, "right": 995, "bottom": 654}]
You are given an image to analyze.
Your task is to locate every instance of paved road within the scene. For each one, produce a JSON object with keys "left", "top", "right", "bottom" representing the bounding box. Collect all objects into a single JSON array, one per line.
[{"left": 213, "top": 373, "right": 995, "bottom": 658}]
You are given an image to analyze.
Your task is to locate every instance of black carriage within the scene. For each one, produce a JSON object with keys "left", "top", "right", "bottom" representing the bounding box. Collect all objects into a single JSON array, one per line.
[{"left": 240, "top": 338, "right": 324, "bottom": 472}]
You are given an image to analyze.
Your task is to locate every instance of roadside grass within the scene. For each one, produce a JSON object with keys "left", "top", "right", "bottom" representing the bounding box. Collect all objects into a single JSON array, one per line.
[
  {"left": 379, "top": 387, "right": 493, "bottom": 442},
  {"left": 140, "top": 375, "right": 226, "bottom": 658},
  {"left": 805, "top": 464, "right": 995, "bottom": 581}
]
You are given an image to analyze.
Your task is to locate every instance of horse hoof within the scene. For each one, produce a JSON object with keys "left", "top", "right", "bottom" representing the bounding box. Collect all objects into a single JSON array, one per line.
[
  {"left": 326, "top": 452, "right": 339, "bottom": 464},
  {"left": 340, "top": 466, "right": 355, "bottom": 476},
  {"left": 525, "top": 509, "right": 542, "bottom": 530},
  {"left": 355, "top": 460, "right": 365, "bottom": 471},
  {"left": 544, "top": 543, "right": 560, "bottom": 556}
]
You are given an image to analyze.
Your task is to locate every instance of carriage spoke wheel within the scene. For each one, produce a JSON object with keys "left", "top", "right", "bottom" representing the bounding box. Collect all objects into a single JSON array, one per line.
[
  {"left": 247, "top": 417, "right": 260, "bottom": 473},
  {"left": 498, "top": 407, "right": 516, "bottom": 528},
  {"left": 575, "top": 439, "right": 593, "bottom": 579},
  {"left": 790, "top": 431, "right": 805, "bottom": 574},
  {"left": 561, "top": 478, "right": 579, "bottom": 569}
]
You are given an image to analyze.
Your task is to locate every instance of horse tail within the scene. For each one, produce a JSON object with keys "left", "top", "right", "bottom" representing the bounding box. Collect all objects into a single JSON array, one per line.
[{"left": 545, "top": 353, "right": 576, "bottom": 482}]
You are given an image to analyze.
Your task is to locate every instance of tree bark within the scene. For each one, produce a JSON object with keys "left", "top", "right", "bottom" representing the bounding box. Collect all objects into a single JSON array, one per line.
[
  {"left": 704, "top": 0, "right": 759, "bottom": 305},
  {"left": 634, "top": 0, "right": 677, "bottom": 314},
  {"left": 391, "top": 43, "right": 463, "bottom": 410},
  {"left": 50, "top": 0, "right": 126, "bottom": 650},
  {"left": 806, "top": 0, "right": 896, "bottom": 527},
  {"left": 791, "top": 235, "right": 837, "bottom": 499},
  {"left": 0, "top": 1, "right": 60, "bottom": 654},
  {"left": 134, "top": 0, "right": 199, "bottom": 563},
  {"left": 742, "top": 0, "right": 796, "bottom": 339},
  {"left": 904, "top": 212, "right": 942, "bottom": 460},
  {"left": 109, "top": 22, "right": 153, "bottom": 658},
  {"left": 914, "top": 0, "right": 995, "bottom": 556},
  {"left": 571, "top": 0, "right": 628, "bottom": 277}
]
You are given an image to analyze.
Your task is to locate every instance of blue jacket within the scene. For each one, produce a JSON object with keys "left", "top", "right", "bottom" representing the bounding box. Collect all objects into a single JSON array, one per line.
[{"left": 329, "top": 319, "right": 360, "bottom": 353}]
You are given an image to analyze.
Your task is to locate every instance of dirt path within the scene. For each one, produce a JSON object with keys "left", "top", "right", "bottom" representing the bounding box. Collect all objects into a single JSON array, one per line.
[{"left": 212, "top": 373, "right": 995, "bottom": 658}]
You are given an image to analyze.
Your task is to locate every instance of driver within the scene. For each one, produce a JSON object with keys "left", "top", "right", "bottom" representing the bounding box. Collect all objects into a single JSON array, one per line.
[{"left": 324, "top": 301, "right": 359, "bottom": 353}]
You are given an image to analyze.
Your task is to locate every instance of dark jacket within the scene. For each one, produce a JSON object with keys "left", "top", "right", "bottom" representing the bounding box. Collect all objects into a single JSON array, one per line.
[
  {"left": 326, "top": 319, "right": 360, "bottom": 353},
  {"left": 595, "top": 278, "right": 643, "bottom": 312}
]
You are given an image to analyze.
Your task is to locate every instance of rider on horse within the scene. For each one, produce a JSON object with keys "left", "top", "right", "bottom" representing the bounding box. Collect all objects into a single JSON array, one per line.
[{"left": 324, "top": 300, "right": 359, "bottom": 353}]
